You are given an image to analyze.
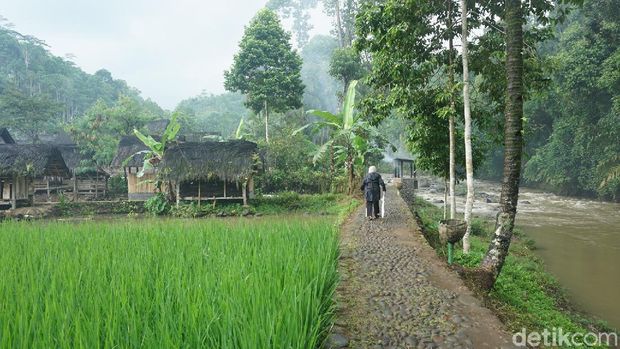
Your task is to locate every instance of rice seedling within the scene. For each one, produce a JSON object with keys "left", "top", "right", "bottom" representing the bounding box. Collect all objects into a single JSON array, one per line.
[{"left": 0, "top": 217, "right": 339, "bottom": 348}]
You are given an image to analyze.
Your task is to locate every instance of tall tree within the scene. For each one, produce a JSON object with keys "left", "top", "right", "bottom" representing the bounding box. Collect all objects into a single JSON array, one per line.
[
  {"left": 447, "top": 0, "right": 457, "bottom": 220},
  {"left": 479, "top": 0, "right": 525, "bottom": 289},
  {"left": 329, "top": 47, "right": 365, "bottom": 102},
  {"left": 267, "top": 0, "right": 320, "bottom": 47},
  {"left": 224, "top": 8, "right": 305, "bottom": 143},
  {"left": 461, "top": 0, "right": 474, "bottom": 253},
  {"left": 301, "top": 35, "right": 340, "bottom": 113}
]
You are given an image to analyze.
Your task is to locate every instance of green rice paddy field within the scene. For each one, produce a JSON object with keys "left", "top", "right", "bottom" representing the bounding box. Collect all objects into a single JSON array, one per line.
[{"left": 0, "top": 217, "right": 339, "bottom": 348}]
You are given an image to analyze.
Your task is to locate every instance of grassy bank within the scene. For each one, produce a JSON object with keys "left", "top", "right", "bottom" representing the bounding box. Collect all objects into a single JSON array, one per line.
[
  {"left": 0, "top": 217, "right": 341, "bottom": 348},
  {"left": 411, "top": 197, "right": 613, "bottom": 347},
  {"left": 49, "top": 192, "right": 357, "bottom": 219}
]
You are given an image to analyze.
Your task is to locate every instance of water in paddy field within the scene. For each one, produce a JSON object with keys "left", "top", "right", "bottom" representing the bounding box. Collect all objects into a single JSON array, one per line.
[{"left": 413, "top": 176, "right": 620, "bottom": 330}]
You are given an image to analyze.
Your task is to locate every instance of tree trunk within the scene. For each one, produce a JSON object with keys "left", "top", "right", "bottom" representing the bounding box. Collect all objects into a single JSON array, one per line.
[
  {"left": 478, "top": 0, "right": 525, "bottom": 291},
  {"left": 461, "top": 0, "right": 474, "bottom": 254},
  {"left": 334, "top": 0, "right": 346, "bottom": 47},
  {"left": 264, "top": 100, "right": 270, "bottom": 143},
  {"left": 347, "top": 157, "right": 354, "bottom": 195},
  {"left": 443, "top": 178, "right": 448, "bottom": 219},
  {"left": 447, "top": 2, "right": 457, "bottom": 220}
]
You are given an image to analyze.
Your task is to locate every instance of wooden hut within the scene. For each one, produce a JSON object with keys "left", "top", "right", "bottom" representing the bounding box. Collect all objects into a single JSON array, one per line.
[
  {"left": 159, "top": 141, "right": 259, "bottom": 206},
  {"left": 0, "top": 144, "right": 70, "bottom": 209},
  {"left": 110, "top": 135, "right": 161, "bottom": 201},
  {"left": 36, "top": 131, "right": 109, "bottom": 201}
]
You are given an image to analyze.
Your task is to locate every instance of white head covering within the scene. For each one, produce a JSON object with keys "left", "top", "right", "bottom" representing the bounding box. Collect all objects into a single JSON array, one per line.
[{"left": 368, "top": 166, "right": 377, "bottom": 173}]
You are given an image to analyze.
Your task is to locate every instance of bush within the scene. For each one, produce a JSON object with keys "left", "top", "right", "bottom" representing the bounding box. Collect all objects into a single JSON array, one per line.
[
  {"left": 108, "top": 176, "right": 128, "bottom": 195},
  {"left": 255, "top": 169, "right": 337, "bottom": 194},
  {"left": 169, "top": 202, "right": 254, "bottom": 218},
  {"left": 144, "top": 193, "right": 170, "bottom": 216}
]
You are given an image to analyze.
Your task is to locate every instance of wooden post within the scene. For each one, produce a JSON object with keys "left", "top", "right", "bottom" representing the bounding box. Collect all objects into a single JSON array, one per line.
[
  {"left": 242, "top": 180, "right": 248, "bottom": 207},
  {"left": 46, "top": 179, "right": 51, "bottom": 202},
  {"left": 11, "top": 175, "right": 17, "bottom": 210},
  {"left": 197, "top": 181, "right": 201, "bottom": 207},
  {"left": 400, "top": 160, "right": 404, "bottom": 179},
  {"left": 73, "top": 174, "right": 78, "bottom": 202},
  {"left": 223, "top": 180, "right": 227, "bottom": 198},
  {"left": 95, "top": 171, "right": 99, "bottom": 199},
  {"left": 410, "top": 162, "right": 414, "bottom": 178},
  {"left": 176, "top": 182, "right": 181, "bottom": 207}
]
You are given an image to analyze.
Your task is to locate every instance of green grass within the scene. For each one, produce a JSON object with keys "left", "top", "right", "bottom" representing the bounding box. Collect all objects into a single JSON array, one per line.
[
  {"left": 0, "top": 217, "right": 340, "bottom": 348},
  {"left": 251, "top": 192, "right": 357, "bottom": 216},
  {"left": 411, "top": 197, "right": 612, "bottom": 348}
]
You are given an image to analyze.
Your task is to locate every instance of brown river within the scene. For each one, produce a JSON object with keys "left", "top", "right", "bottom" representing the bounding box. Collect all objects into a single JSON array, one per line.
[{"left": 414, "top": 176, "right": 620, "bottom": 330}]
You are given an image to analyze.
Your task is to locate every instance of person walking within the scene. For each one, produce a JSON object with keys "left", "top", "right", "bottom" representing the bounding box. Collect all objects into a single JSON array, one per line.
[{"left": 361, "top": 166, "right": 386, "bottom": 220}]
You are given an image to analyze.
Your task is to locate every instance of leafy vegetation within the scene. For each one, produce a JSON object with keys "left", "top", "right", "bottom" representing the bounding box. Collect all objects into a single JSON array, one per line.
[
  {"left": 0, "top": 218, "right": 339, "bottom": 348},
  {"left": 296, "top": 80, "right": 388, "bottom": 194},
  {"left": 521, "top": 0, "right": 620, "bottom": 200},
  {"left": 144, "top": 193, "right": 171, "bottom": 216}
]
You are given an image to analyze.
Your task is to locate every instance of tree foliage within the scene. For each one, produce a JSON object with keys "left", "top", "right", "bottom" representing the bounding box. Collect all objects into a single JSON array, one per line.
[
  {"left": 224, "top": 9, "right": 304, "bottom": 116},
  {"left": 0, "top": 23, "right": 163, "bottom": 129},
  {"left": 522, "top": 0, "right": 620, "bottom": 200}
]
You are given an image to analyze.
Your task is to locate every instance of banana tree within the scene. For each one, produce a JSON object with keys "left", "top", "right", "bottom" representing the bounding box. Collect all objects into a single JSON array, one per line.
[
  {"left": 294, "top": 80, "right": 387, "bottom": 194},
  {"left": 126, "top": 113, "right": 181, "bottom": 201}
]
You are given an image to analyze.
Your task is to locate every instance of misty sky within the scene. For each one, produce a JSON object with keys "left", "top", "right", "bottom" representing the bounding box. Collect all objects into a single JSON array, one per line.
[{"left": 0, "top": 0, "right": 332, "bottom": 109}]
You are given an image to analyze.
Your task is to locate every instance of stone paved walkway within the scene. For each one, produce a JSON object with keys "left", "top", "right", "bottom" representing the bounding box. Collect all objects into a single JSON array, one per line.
[{"left": 328, "top": 183, "right": 518, "bottom": 349}]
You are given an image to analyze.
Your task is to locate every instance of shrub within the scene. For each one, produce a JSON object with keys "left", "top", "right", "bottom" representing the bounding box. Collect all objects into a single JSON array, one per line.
[{"left": 144, "top": 193, "right": 170, "bottom": 215}]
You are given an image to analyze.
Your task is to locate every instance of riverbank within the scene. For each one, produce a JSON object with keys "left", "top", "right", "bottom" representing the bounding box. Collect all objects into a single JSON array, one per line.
[
  {"left": 412, "top": 174, "right": 620, "bottom": 331},
  {"left": 399, "top": 182, "right": 616, "bottom": 347}
]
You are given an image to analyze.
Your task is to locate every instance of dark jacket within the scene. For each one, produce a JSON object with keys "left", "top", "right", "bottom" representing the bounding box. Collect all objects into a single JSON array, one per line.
[{"left": 361, "top": 172, "right": 386, "bottom": 202}]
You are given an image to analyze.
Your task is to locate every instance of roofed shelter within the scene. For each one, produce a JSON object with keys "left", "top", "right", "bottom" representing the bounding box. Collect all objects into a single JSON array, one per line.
[
  {"left": 0, "top": 144, "right": 70, "bottom": 209},
  {"left": 160, "top": 140, "right": 259, "bottom": 206},
  {"left": 37, "top": 130, "right": 110, "bottom": 201}
]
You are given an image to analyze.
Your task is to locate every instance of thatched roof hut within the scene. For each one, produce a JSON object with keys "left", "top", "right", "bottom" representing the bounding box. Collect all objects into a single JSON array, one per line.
[
  {"left": 0, "top": 128, "right": 15, "bottom": 144},
  {"left": 110, "top": 135, "right": 160, "bottom": 169},
  {"left": 0, "top": 144, "right": 69, "bottom": 178},
  {"left": 160, "top": 140, "right": 259, "bottom": 182}
]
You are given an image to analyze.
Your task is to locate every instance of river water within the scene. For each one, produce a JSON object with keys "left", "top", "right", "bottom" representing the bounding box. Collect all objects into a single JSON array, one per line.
[{"left": 413, "top": 176, "right": 620, "bottom": 329}]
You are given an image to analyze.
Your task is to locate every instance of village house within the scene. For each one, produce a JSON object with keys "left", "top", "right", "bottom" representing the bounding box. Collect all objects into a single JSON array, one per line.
[
  {"left": 111, "top": 136, "right": 259, "bottom": 205},
  {"left": 0, "top": 141, "right": 70, "bottom": 209},
  {"left": 38, "top": 131, "right": 110, "bottom": 201},
  {"left": 159, "top": 140, "right": 258, "bottom": 206}
]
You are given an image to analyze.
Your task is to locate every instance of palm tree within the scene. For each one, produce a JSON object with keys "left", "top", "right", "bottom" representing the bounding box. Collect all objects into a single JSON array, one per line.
[
  {"left": 294, "top": 80, "right": 384, "bottom": 194},
  {"left": 478, "top": 0, "right": 525, "bottom": 290}
]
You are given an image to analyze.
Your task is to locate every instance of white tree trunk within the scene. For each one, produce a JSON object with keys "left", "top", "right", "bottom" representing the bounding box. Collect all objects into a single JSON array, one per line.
[
  {"left": 449, "top": 114, "right": 456, "bottom": 219},
  {"left": 443, "top": 178, "right": 448, "bottom": 219},
  {"left": 461, "top": 0, "right": 474, "bottom": 253},
  {"left": 448, "top": 29, "right": 457, "bottom": 220},
  {"left": 264, "top": 100, "right": 269, "bottom": 143}
]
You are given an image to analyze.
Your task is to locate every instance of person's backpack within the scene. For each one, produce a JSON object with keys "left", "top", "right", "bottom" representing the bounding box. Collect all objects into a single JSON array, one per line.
[{"left": 368, "top": 174, "right": 381, "bottom": 192}]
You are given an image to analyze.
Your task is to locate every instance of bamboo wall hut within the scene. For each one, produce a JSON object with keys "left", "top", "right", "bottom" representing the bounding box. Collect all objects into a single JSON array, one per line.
[
  {"left": 110, "top": 135, "right": 160, "bottom": 201},
  {"left": 159, "top": 140, "right": 259, "bottom": 206},
  {"left": 0, "top": 144, "right": 70, "bottom": 209},
  {"left": 36, "top": 131, "right": 109, "bottom": 201}
]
